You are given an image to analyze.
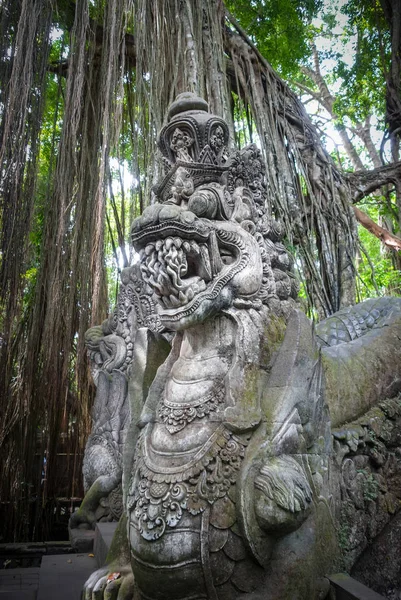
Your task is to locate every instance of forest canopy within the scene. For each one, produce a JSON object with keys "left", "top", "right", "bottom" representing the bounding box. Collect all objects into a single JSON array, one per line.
[{"left": 0, "top": 0, "right": 400, "bottom": 542}]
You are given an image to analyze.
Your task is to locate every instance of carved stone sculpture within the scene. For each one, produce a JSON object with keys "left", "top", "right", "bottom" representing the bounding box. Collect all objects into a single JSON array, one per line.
[
  {"left": 81, "top": 93, "right": 401, "bottom": 600},
  {"left": 69, "top": 264, "right": 161, "bottom": 533}
]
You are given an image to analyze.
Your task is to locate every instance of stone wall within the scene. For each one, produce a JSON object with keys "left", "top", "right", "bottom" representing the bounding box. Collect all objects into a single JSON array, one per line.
[{"left": 331, "top": 394, "right": 401, "bottom": 598}]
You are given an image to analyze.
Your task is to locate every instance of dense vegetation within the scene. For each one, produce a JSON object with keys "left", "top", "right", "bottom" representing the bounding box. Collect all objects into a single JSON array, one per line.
[{"left": 0, "top": 0, "right": 400, "bottom": 542}]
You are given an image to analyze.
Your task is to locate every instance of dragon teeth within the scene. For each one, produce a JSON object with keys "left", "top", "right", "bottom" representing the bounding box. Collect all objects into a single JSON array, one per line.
[
  {"left": 209, "top": 231, "right": 223, "bottom": 275},
  {"left": 162, "top": 296, "right": 172, "bottom": 308},
  {"left": 139, "top": 234, "right": 213, "bottom": 309},
  {"left": 199, "top": 244, "right": 212, "bottom": 281},
  {"left": 169, "top": 294, "right": 181, "bottom": 307}
]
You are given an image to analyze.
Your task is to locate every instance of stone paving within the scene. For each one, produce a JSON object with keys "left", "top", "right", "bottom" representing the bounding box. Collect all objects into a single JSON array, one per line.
[
  {"left": 0, "top": 566, "right": 39, "bottom": 598},
  {"left": 0, "top": 554, "right": 96, "bottom": 600},
  {"left": 0, "top": 531, "right": 389, "bottom": 600},
  {"left": 37, "top": 554, "right": 96, "bottom": 600},
  {"left": 0, "top": 524, "right": 119, "bottom": 600}
]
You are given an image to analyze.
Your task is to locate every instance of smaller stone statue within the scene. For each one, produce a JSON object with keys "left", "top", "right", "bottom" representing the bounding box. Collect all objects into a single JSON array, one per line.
[{"left": 69, "top": 264, "right": 168, "bottom": 537}]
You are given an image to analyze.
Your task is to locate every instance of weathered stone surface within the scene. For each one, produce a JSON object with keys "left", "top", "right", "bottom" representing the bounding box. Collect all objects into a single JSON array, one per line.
[
  {"left": 328, "top": 573, "right": 387, "bottom": 600},
  {"left": 209, "top": 526, "right": 229, "bottom": 553},
  {"left": 317, "top": 298, "right": 401, "bottom": 427},
  {"left": 69, "top": 285, "right": 170, "bottom": 539},
  {"left": 69, "top": 528, "right": 95, "bottom": 553},
  {"left": 332, "top": 395, "right": 401, "bottom": 586},
  {"left": 351, "top": 511, "right": 401, "bottom": 599}
]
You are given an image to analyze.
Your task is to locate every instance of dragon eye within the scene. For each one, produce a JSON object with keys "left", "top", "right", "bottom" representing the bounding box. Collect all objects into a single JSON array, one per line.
[
  {"left": 188, "top": 190, "right": 217, "bottom": 219},
  {"left": 220, "top": 248, "right": 235, "bottom": 265}
]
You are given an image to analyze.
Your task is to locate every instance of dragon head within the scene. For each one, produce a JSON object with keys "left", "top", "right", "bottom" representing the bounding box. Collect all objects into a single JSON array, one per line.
[{"left": 131, "top": 93, "right": 298, "bottom": 332}]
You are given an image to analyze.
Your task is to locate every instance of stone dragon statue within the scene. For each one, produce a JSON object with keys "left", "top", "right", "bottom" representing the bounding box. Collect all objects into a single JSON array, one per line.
[{"left": 75, "top": 93, "right": 401, "bottom": 600}]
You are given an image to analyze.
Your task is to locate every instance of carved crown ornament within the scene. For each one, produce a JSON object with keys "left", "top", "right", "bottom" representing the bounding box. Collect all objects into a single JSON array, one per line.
[{"left": 154, "top": 92, "right": 230, "bottom": 202}]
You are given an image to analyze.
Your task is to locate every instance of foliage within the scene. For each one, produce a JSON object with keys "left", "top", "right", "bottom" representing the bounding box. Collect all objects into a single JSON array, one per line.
[
  {"left": 357, "top": 469, "right": 380, "bottom": 502},
  {"left": 229, "top": 0, "right": 400, "bottom": 299},
  {"left": 226, "top": 0, "right": 323, "bottom": 78},
  {"left": 357, "top": 199, "right": 401, "bottom": 299},
  {"left": 318, "top": 0, "right": 389, "bottom": 126}
]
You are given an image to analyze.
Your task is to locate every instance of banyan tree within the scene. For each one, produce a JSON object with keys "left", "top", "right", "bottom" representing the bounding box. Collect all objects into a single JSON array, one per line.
[{"left": 0, "top": 0, "right": 400, "bottom": 542}]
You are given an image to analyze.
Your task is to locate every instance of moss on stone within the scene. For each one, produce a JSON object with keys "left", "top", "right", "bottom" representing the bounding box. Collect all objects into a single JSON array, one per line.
[
  {"left": 243, "top": 365, "right": 260, "bottom": 407},
  {"left": 261, "top": 315, "right": 287, "bottom": 367},
  {"left": 106, "top": 513, "right": 131, "bottom": 566}
]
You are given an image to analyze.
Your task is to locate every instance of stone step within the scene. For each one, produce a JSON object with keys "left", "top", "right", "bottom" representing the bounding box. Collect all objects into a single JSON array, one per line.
[
  {"left": 1, "top": 546, "right": 388, "bottom": 600},
  {"left": 0, "top": 566, "right": 40, "bottom": 598},
  {"left": 69, "top": 527, "right": 95, "bottom": 553},
  {"left": 0, "top": 593, "right": 37, "bottom": 599},
  {"left": 94, "top": 522, "right": 118, "bottom": 568},
  {"left": 328, "top": 573, "right": 387, "bottom": 600},
  {"left": 37, "top": 553, "right": 96, "bottom": 600}
]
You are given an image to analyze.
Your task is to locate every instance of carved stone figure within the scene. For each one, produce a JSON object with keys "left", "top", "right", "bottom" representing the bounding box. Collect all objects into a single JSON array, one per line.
[
  {"left": 69, "top": 264, "right": 169, "bottom": 534},
  {"left": 81, "top": 93, "right": 401, "bottom": 600}
]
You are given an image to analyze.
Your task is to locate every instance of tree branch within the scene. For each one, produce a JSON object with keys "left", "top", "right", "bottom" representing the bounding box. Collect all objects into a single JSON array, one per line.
[
  {"left": 291, "top": 79, "right": 323, "bottom": 104},
  {"left": 47, "top": 25, "right": 136, "bottom": 77},
  {"left": 353, "top": 205, "right": 401, "bottom": 251},
  {"left": 346, "top": 161, "right": 401, "bottom": 202},
  {"left": 299, "top": 63, "right": 365, "bottom": 170}
]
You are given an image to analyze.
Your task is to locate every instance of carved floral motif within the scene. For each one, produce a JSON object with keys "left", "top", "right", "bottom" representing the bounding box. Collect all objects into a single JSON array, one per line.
[
  {"left": 209, "top": 125, "right": 225, "bottom": 153},
  {"left": 158, "top": 379, "right": 225, "bottom": 434},
  {"left": 170, "top": 128, "right": 194, "bottom": 161},
  {"left": 128, "top": 426, "right": 249, "bottom": 541}
]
